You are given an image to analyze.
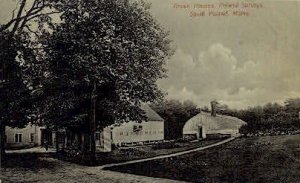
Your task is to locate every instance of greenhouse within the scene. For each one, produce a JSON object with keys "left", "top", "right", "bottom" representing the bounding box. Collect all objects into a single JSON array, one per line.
[{"left": 183, "top": 112, "right": 246, "bottom": 140}]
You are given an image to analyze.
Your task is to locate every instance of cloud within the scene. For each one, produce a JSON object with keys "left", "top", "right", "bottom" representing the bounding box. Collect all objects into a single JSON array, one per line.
[
  {"left": 1, "top": 0, "right": 299, "bottom": 109},
  {"left": 148, "top": 1, "right": 300, "bottom": 109},
  {"left": 159, "top": 43, "right": 300, "bottom": 109}
]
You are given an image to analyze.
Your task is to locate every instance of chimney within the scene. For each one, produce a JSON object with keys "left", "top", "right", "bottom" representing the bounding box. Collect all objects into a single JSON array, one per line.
[{"left": 211, "top": 101, "right": 217, "bottom": 117}]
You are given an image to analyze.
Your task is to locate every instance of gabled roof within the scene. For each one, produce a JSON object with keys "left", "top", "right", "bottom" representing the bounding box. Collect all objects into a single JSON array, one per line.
[
  {"left": 141, "top": 103, "right": 164, "bottom": 121},
  {"left": 105, "top": 103, "right": 164, "bottom": 128}
]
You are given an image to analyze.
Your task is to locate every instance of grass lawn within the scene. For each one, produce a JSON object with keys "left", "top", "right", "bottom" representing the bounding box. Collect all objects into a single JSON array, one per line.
[
  {"left": 66, "top": 138, "right": 224, "bottom": 165},
  {"left": 2, "top": 139, "right": 223, "bottom": 168},
  {"left": 1, "top": 155, "right": 178, "bottom": 183},
  {"left": 106, "top": 134, "right": 300, "bottom": 183}
]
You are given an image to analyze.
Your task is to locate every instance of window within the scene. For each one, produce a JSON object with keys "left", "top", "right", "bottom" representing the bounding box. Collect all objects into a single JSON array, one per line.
[
  {"left": 57, "top": 134, "right": 64, "bottom": 143},
  {"left": 30, "top": 133, "right": 35, "bottom": 142},
  {"left": 120, "top": 132, "right": 123, "bottom": 136},
  {"left": 15, "top": 133, "right": 22, "bottom": 143},
  {"left": 133, "top": 125, "right": 142, "bottom": 132},
  {"left": 95, "top": 132, "right": 101, "bottom": 140}
]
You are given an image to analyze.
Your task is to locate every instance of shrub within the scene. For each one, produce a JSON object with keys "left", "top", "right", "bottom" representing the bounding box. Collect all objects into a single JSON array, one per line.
[{"left": 152, "top": 141, "right": 181, "bottom": 150}]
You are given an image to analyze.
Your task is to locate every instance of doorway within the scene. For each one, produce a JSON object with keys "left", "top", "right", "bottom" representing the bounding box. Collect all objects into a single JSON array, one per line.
[
  {"left": 41, "top": 129, "right": 53, "bottom": 146},
  {"left": 198, "top": 126, "right": 203, "bottom": 139}
]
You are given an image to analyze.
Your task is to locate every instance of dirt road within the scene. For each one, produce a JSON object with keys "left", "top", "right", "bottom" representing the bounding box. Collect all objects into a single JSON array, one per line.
[{"left": 1, "top": 137, "right": 237, "bottom": 182}]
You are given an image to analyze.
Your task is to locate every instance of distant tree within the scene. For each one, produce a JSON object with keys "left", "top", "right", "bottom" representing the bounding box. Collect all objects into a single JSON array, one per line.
[
  {"left": 202, "top": 106, "right": 210, "bottom": 113},
  {"left": 151, "top": 100, "right": 200, "bottom": 140},
  {"left": 263, "top": 103, "right": 282, "bottom": 120},
  {"left": 284, "top": 98, "right": 300, "bottom": 122},
  {"left": 236, "top": 98, "right": 300, "bottom": 135},
  {"left": 36, "top": 0, "right": 173, "bottom": 163}
]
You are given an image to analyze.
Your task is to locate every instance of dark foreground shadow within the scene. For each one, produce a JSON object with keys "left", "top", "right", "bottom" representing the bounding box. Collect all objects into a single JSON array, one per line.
[
  {"left": 106, "top": 136, "right": 300, "bottom": 183},
  {"left": 2, "top": 153, "right": 57, "bottom": 171}
]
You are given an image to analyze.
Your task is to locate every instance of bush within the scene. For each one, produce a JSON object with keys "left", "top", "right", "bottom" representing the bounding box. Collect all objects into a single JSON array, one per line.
[
  {"left": 152, "top": 141, "right": 181, "bottom": 150},
  {"left": 115, "top": 148, "right": 147, "bottom": 157}
]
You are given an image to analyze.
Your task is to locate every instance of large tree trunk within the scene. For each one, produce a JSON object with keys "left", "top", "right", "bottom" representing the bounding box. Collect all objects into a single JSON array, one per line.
[
  {"left": 89, "top": 82, "right": 96, "bottom": 163},
  {"left": 0, "top": 122, "right": 6, "bottom": 163},
  {"left": 90, "top": 132, "right": 96, "bottom": 163},
  {"left": 82, "top": 131, "right": 91, "bottom": 163},
  {"left": 55, "top": 126, "right": 59, "bottom": 153},
  {"left": 80, "top": 82, "right": 97, "bottom": 165}
]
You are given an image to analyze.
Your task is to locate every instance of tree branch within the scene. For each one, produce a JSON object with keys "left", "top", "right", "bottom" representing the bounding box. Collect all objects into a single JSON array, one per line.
[
  {"left": 19, "top": 0, "right": 42, "bottom": 31},
  {"left": 11, "top": 1, "right": 21, "bottom": 20},
  {"left": 0, "top": 0, "right": 56, "bottom": 33},
  {"left": 24, "top": 25, "right": 39, "bottom": 37},
  {"left": 26, "top": 11, "right": 60, "bottom": 22},
  {"left": 11, "top": 0, "right": 27, "bottom": 34}
]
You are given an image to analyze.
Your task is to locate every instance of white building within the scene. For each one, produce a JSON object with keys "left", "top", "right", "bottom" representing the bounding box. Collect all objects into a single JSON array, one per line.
[
  {"left": 183, "top": 112, "right": 246, "bottom": 140},
  {"left": 5, "top": 123, "right": 64, "bottom": 149},
  {"left": 5, "top": 104, "right": 164, "bottom": 152},
  {"left": 5, "top": 123, "right": 43, "bottom": 148},
  {"left": 97, "top": 104, "right": 164, "bottom": 152}
]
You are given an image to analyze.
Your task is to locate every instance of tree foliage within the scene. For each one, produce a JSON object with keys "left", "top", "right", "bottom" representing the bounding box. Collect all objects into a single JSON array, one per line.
[
  {"left": 30, "top": 0, "right": 173, "bottom": 163},
  {"left": 0, "top": 32, "right": 33, "bottom": 128},
  {"left": 151, "top": 100, "right": 201, "bottom": 140},
  {"left": 219, "top": 98, "right": 300, "bottom": 135},
  {"left": 0, "top": 0, "right": 173, "bottom": 163},
  {"left": 36, "top": 0, "right": 173, "bottom": 130},
  {"left": 0, "top": 0, "right": 60, "bottom": 160},
  {"left": 0, "top": 31, "right": 34, "bottom": 160}
]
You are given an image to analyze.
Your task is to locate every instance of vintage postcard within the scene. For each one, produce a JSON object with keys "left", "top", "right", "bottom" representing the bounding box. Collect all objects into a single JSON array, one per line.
[{"left": 0, "top": 0, "right": 300, "bottom": 182}]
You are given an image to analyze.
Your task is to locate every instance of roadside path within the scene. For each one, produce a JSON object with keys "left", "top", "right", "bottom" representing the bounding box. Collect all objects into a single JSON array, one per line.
[
  {"left": 1, "top": 156, "right": 183, "bottom": 183},
  {"left": 6, "top": 147, "right": 56, "bottom": 153},
  {"left": 2, "top": 137, "right": 238, "bottom": 182},
  {"left": 99, "top": 136, "right": 238, "bottom": 169}
]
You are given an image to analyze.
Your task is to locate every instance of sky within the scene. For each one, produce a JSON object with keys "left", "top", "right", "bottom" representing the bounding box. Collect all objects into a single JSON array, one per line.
[
  {"left": 1, "top": 0, "right": 299, "bottom": 109},
  {"left": 148, "top": 0, "right": 300, "bottom": 109}
]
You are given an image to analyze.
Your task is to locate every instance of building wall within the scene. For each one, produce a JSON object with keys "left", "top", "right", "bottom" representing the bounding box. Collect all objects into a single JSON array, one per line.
[
  {"left": 183, "top": 125, "right": 206, "bottom": 140},
  {"left": 105, "top": 121, "right": 164, "bottom": 145},
  {"left": 96, "top": 128, "right": 112, "bottom": 152},
  {"left": 183, "top": 112, "right": 246, "bottom": 138},
  {"left": 5, "top": 123, "right": 42, "bottom": 147}
]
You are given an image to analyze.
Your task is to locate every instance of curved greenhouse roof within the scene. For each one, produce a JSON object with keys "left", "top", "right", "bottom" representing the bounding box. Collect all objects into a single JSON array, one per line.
[{"left": 183, "top": 112, "right": 246, "bottom": 135}]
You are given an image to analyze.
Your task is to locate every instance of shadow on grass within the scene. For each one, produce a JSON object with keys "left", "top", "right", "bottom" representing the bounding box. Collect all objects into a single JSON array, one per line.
[
  {"left": 106, "top": 136, "right": 300, "bottom": 183},
  {"left": 60, "top": 139, "right": 223, "bottom": 166},
  {"left": 2, "top": 153, "right": 57, "bottom": 171},
  {"left": 58, "top": 152, "right": 132, "bottom": 166}
]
